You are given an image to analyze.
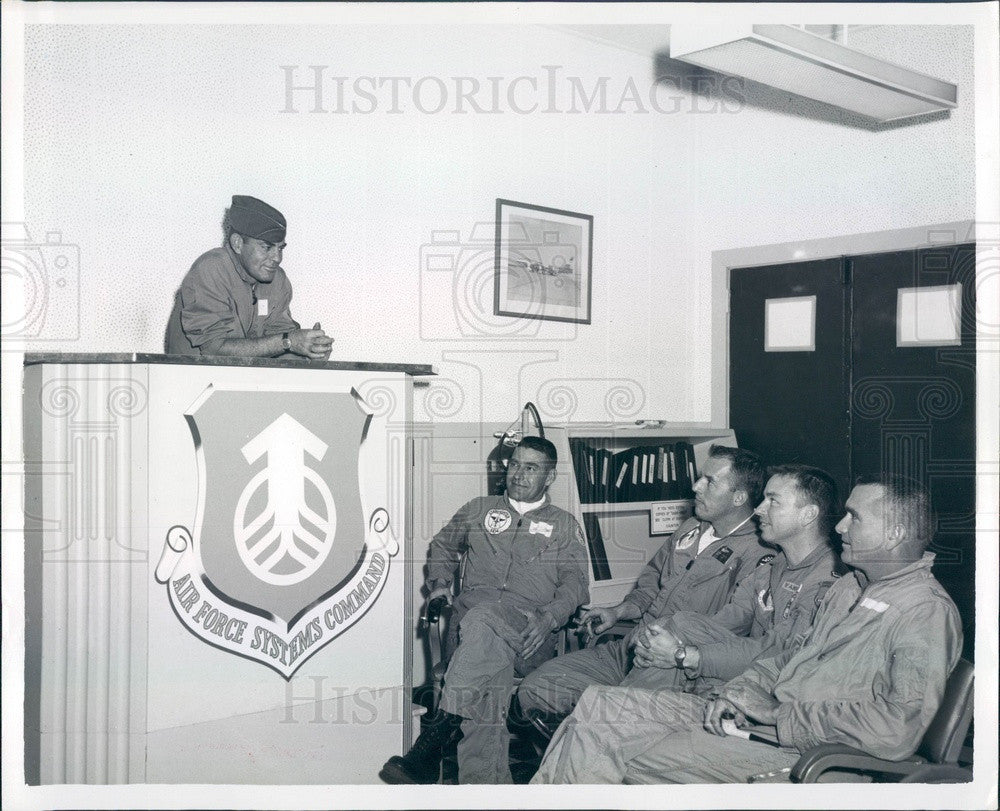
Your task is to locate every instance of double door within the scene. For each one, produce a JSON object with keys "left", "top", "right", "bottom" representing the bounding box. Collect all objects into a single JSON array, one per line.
[{"left": 729, "top": 243, "right": 976, "bottom": 657}]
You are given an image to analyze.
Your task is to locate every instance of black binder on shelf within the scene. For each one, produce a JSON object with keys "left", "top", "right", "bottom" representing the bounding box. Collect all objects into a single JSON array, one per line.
[
  {"left": 582, "top": 513, "right": 613, "bottom": 581},
  {"left": 596, "top": 447, "right": 613, "bottom": 503},
  {"left": 674, "top": 441, "right": 697, "bottom": 498},
  {"left": 569, "top": 438, "right": 593, "bottom": 503},
  {"left": 639, "top": 445, "right": 661, "bottom": 501},
  {"left": 611, "top": 449, "right": 631, "bottom": 502}
]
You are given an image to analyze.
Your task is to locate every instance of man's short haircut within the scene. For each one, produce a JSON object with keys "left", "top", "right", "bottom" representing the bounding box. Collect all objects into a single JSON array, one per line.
[
  {"left": 517, "top": 435, "right": 557, "bottom": 467},
  {"left": 709, "top": 445, "right": 765, "bottom": 506},
  {"left": 855, "top": 473, "right": 932, "bottom": 551},
  {"left": 768, "top": 464, "right": 839, "bottom": 534},
  {"left": 222, "top": 208, "right": 236, "bottom": 246}
]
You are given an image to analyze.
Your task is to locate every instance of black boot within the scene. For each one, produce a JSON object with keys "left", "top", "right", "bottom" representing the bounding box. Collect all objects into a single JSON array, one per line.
[{"left": 378, "top": 710, "right": 462, "bottom": 784}]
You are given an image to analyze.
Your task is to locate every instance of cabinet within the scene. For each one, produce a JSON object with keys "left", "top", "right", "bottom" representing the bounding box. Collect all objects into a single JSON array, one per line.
[{"left": 562, "top": 425, "right": 737, "bottom": 608}]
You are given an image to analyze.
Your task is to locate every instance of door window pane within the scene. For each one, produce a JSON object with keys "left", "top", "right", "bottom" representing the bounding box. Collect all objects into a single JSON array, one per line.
[
  {"left": 896, "top": 284, "right": 962, "bottom": 347},
  {"left": 764, "top": 295, "right": 816, "bottom": 352}
]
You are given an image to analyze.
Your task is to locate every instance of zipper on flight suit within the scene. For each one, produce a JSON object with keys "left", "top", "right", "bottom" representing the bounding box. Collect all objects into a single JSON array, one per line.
[{"left": 499, "top": 517, "right": 523, "bottom": 592}]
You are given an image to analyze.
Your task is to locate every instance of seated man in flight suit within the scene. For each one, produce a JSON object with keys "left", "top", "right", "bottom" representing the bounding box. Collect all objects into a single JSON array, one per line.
[
  {"left": 517, "top": 445, "right": 768, "bottom": 726},
  {"left": 636, "top": 464, "right": 843, "bottom": 695},
  {"left": 531, "top": 474, "right": 962, "bottom": 783},
  {"left": 378, "top": 435, "right": 589, "bottom": 785}
]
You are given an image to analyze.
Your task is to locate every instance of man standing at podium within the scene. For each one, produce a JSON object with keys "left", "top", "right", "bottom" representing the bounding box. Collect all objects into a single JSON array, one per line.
[
  {"left": 379, "top": 436, "right": 589, "bottom": 785},
  {"left": 165, "top": 195, "right": 333, "bottom": 359}
]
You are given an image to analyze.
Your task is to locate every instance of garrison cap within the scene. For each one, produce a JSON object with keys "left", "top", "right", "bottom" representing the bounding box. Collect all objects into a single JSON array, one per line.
[{"left": 228, "top": 195, "right": 286, "bottom": 242}]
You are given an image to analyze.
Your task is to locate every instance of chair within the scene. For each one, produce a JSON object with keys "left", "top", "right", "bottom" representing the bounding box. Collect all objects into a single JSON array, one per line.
[
  {"left": 419, "top": 594, "right": 577, "bottom": 783},
  {"left": 790, "top": 658, "right": 974, "bottom": 783},
  {"left": 418, "top": 594, "right": 456, "bottom": 714}
]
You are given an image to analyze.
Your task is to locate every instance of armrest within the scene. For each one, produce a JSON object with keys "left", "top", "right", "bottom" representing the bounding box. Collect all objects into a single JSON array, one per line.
[
  {"left": 421, "top": 603, "right": 455, "bottom": 681},
  {"left": 791, "top": 744, "right": 926, "bottom": 783},
  {"left": 898, "top": 764, "right": 972, "bottom": 783}
]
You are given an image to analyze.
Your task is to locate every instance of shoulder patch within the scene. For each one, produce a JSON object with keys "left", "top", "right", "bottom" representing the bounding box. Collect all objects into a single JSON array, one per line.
[
  {"left": 756, "top": 553, "right": 776, "bottom": 568},
  {"left": 676, "top": 526, "right": 700, "bottom": 550},
  {"left": 575, "top": 524, "right": 587, "bottom": 548}
]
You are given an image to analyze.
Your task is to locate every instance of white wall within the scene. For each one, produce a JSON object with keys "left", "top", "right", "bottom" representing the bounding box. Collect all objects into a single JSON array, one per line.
[{"left": 20, "top": 23, "right": 975, "bottom": 423}]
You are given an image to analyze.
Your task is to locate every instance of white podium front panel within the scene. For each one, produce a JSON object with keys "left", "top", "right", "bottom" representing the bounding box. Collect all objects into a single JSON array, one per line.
[{"left": 24, "top": 356, "right": 424, "bottom": 785}]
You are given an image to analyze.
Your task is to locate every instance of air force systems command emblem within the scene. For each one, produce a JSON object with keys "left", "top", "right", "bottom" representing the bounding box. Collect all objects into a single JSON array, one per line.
[{"left": 155, "top": 387, "right": 398, "bottom": 678}]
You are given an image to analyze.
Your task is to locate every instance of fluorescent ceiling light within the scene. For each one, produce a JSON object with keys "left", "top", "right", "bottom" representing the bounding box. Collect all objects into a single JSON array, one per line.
[{"left": 670, "top": 25, "right": 958, "bottom": 123}]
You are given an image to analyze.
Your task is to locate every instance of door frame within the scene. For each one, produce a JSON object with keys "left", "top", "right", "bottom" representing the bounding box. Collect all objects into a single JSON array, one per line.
[{"left": 710, "top": 220, "right": 977, "bottom": 429}]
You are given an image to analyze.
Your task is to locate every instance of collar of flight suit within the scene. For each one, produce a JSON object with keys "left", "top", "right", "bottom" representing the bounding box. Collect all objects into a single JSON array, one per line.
[
  {"left": 783, "top": 541, "right": 836, "bottom": 572},
  {"left": 851, "top": 550, "right": 937, "bottom": 590},
  {"left": 505, "top": 493, "right": 550, "bottom": 515}
]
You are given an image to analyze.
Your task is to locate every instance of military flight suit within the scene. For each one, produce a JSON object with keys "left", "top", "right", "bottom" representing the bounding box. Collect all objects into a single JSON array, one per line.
[
  {"left": 666, "top": 542, "right": 841, "bottom": 690},
  {"left": 518, "top": 515, "right": 768, "bottom": 715},
  {"left": 427, "top": 494, "right": 589, "bottom": 783},
  {"left": 531, "top": 553, "right": 962, "bottom": 784}
]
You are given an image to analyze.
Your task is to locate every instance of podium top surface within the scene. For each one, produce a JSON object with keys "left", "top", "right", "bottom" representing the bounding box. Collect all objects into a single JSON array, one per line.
[{"left": 23, "top": 352, "right": 437, "bottom": 376}]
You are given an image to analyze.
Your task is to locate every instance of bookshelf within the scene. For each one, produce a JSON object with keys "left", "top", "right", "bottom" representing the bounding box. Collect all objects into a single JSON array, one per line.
[{"left": 563, "top": 425, "right": 737, "bottom": 608}]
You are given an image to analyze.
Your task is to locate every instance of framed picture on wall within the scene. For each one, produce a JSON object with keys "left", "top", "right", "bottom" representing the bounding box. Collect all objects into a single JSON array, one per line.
[{"left": 494, "top": 199, "right": 593, "bottom": 324}]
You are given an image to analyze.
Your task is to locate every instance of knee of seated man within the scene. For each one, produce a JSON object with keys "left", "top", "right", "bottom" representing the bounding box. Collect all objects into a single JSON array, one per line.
[
  {"left": 457, "top": 603, "right": 504, "bottom": 634},
  {"left": 515, "top": 665, "right": 553, "bottom": 708}
]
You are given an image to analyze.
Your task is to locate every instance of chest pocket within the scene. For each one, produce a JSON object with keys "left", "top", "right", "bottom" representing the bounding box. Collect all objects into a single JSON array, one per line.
[
  {"left": 518, "top": 530, "right": 560, "bottom": 566},
  {"left": 675, "top": 556, "right": 741, "bottom": 616},
  {"left": 685, "top": 555, "right": 737, "bottom": 589}
]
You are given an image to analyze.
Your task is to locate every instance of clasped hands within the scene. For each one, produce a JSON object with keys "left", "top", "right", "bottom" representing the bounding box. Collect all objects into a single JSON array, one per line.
[
  {"left": 289, "top": 322, "right": 333, "bottom": 360},
  {"left": 630, "top": 621, "right": 696, "bottom": 670}
]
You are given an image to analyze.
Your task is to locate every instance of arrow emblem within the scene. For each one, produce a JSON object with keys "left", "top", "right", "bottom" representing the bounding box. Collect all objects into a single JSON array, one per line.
[{"left": 234, "top": 413, "right": 337, "bottom": 586}]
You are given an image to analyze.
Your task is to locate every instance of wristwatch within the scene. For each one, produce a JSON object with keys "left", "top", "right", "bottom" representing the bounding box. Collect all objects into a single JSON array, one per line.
[
  {"left": 282, "top": 332, "right": 291, "bottom": 351},
  {"left": 673, "top": 645, "right": 688, "bottom": 669}
]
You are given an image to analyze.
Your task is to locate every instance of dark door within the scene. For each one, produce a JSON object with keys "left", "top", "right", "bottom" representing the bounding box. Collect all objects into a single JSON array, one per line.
[
  {"left": 850, "top": 245, "right": 977, "bottom": 653},
  {"left": 729, "top": 257, "right": 850, "bottom": 484},
  {"left": 730, "top": 244, "right": 976, "bottom": 658}
]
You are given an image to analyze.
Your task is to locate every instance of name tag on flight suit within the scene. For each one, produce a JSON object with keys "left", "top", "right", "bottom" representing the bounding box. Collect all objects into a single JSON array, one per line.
[
  {"left": 257, "top": 298, "right": 269, "bottom": 316},
  {"left": 529, "top": 520, "right": 553, "bottom": 538}
]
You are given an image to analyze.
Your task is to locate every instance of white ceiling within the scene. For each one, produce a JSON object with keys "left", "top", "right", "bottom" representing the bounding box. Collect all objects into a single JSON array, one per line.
[
  {"left": 548, "top": 24, "right": 674, "bottom": 57},
  {"left": 548, "top": 24, "right": 885, "bottom": 58}
]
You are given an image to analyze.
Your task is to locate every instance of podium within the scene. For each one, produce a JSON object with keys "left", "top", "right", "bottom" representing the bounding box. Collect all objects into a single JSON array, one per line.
[{"left": 23, "top": 353, "right": 434, "bottom": 784}]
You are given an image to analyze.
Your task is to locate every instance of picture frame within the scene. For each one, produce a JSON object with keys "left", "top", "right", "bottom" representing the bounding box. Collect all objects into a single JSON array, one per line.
[{"left": 494, "top": 198, "right": 593, "bottom": 324}]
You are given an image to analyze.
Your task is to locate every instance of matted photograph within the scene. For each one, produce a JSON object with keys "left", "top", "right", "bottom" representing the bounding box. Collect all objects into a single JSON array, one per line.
[
  {"left": 2, "top": 2, "right": 998, "bottom": 809},
  {"left": 494, "top": 199, "right": 593, "bottom": 324}
]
